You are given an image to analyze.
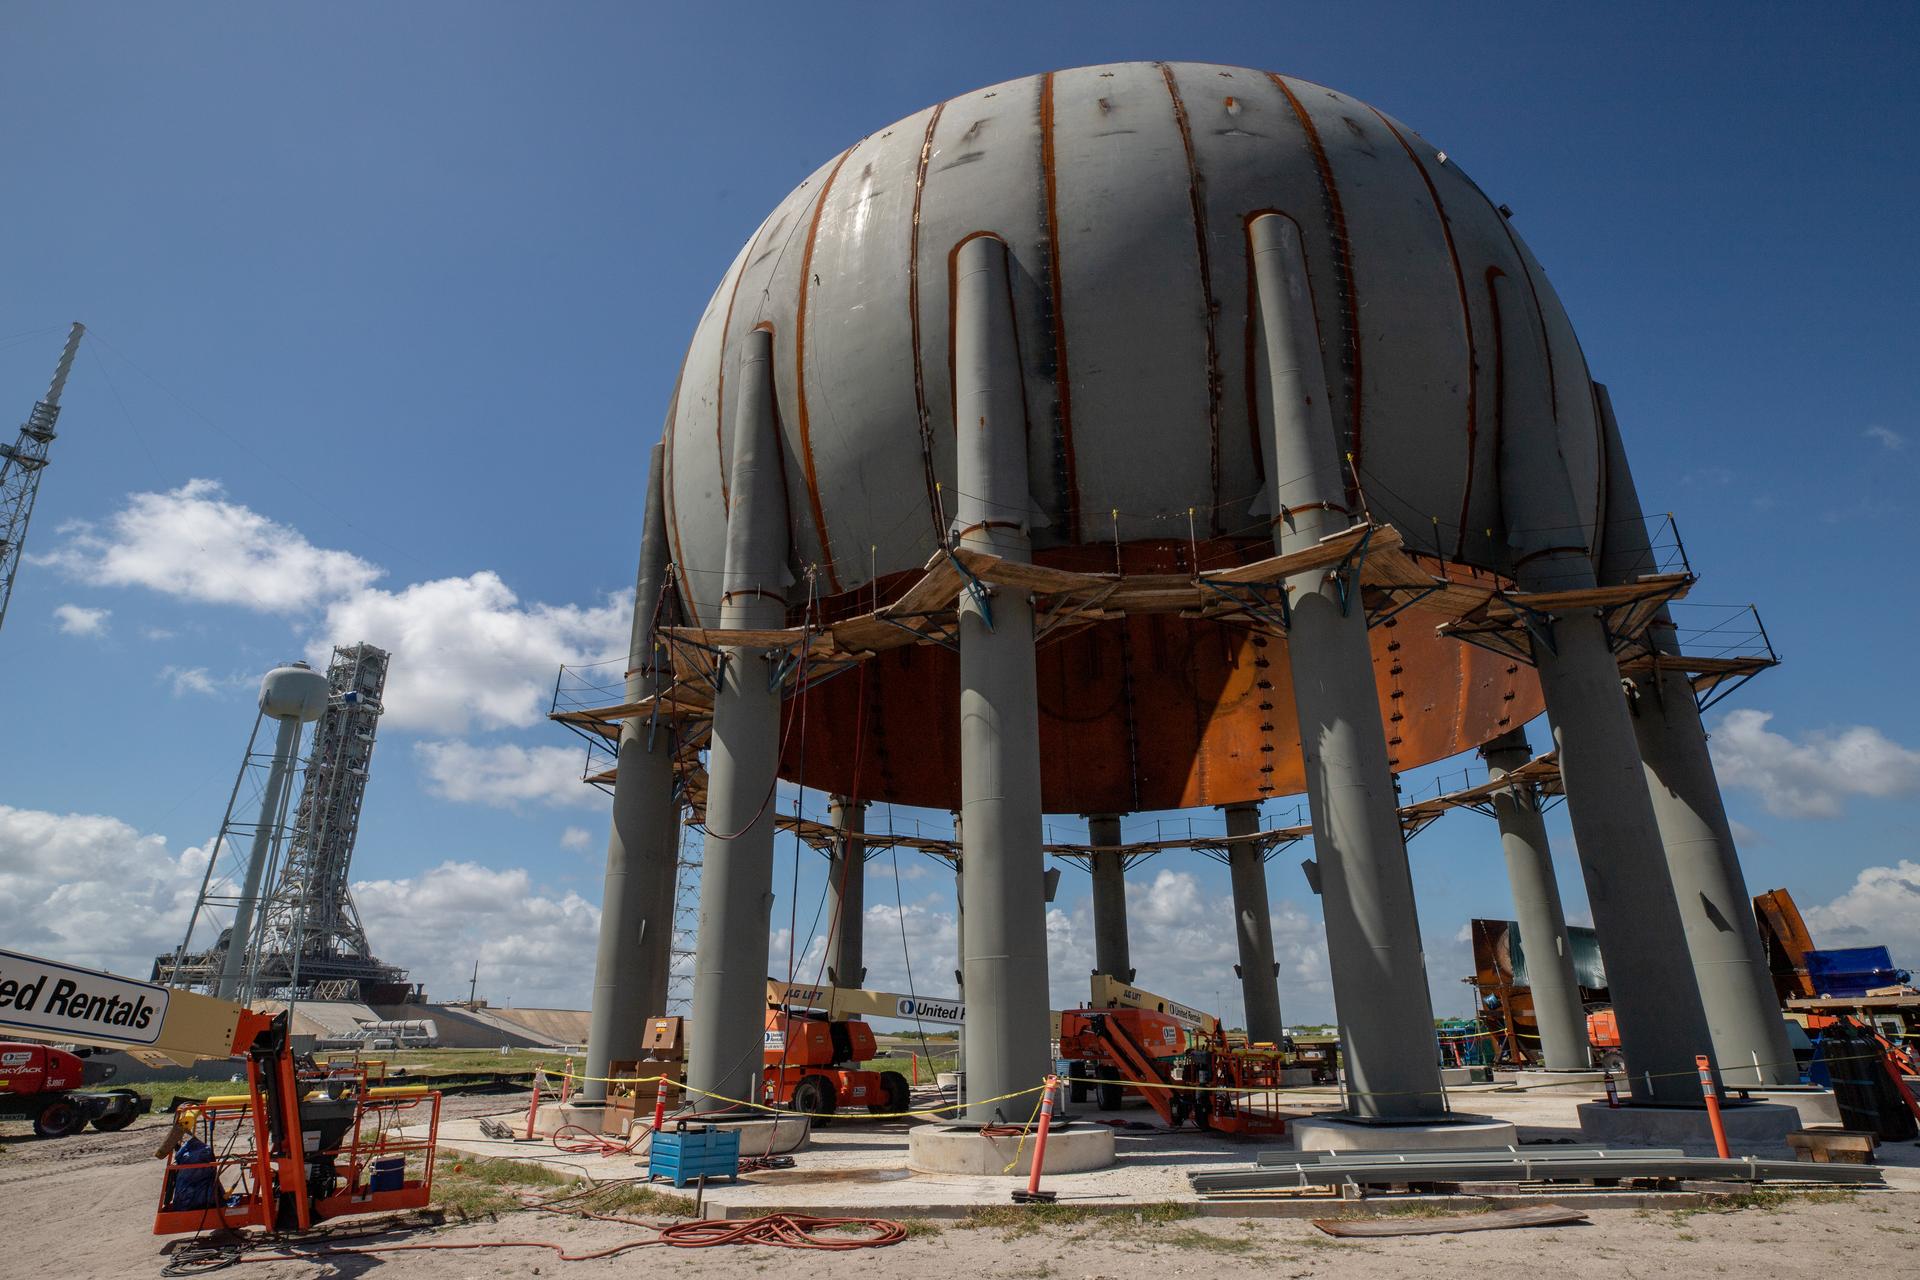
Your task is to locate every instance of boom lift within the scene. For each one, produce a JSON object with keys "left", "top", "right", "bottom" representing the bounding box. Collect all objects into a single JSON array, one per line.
[
  {"left": 0, "top": 948, "right": 440, "bottom": 1236},
  {"left": 1059, "top": 976, "right": 1290, "bottom": 1134},
  {"left": 761, "top": 981, "right": 951, "bottom": 1119}
]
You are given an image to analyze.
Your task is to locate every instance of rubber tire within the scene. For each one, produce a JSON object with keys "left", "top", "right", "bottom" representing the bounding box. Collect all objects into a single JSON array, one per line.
[
  {"left": 33, "top": 1099, "right": 85, "bottom": 1139},
  {"left": 1601, "top": 1050, "right": 1627, "bottom": 1075},
  {"left": 91, "top": 1109, "right": 137, "bottom": 1133},
  {"left": 1097, "top": 1080, "right": 1123, "bottom": 1111},
  {"left": 791, "top": 1073, "right": 837, "bottom": 1124},
  {"left": 1068, "top": 1078, "right": 1088, "bottom": 1105},
  {"left": 871, "top": 1071, "right": 910, "bottom": 1116}
]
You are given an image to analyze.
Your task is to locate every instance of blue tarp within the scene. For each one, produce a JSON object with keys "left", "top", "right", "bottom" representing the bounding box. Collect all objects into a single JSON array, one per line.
[{"left": 1805, "top": 947, "right": 1909, "bottom": 997}]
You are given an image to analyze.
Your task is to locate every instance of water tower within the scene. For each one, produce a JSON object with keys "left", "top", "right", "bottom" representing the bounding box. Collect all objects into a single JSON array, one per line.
[
  {"left": 162, "top": 662, "right": 330, "bottom": 1001},
  {"left": 579, "top": 63, "right": 1792, "bottom": 1140}
]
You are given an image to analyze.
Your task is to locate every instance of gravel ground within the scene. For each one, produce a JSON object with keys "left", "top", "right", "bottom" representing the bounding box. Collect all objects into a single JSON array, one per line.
[{"left": 3, "top": 1091, "right": 1916, "bottom": 1279}]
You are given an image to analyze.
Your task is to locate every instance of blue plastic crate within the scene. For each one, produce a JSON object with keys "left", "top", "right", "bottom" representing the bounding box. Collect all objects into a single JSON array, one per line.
[{"left": 647, "top": 1124, "right": 742, "bottom": 1189}]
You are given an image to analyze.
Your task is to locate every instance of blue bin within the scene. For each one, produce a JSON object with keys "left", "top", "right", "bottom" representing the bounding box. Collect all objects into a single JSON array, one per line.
[
  {"left": 369, "top": 1155, "right": 406, "bottom": 1193},
  {"left": 647, "top": 1124, "right": 742, "bottom": 1189}
]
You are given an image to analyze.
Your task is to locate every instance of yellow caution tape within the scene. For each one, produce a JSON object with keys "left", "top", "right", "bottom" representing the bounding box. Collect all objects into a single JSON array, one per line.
[{"left": 534, "top": 1043, "right": 1896, "bottom": 1118}]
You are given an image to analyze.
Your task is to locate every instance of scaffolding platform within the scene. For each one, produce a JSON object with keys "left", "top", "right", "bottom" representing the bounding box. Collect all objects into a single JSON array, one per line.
[{"left": 547, "top": 518, "right": 1777, "bottom": 841}]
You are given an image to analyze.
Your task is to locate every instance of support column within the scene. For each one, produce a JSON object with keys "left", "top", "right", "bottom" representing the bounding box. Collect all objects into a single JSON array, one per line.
[
  {"left": 216, "top": 714, "right": 303, "bottom": 1000},
  {"left": 686, "top": 327, "right": 790, "bottom": 1112},
  {"left": 1224, "top": 803, "right": 1284, "bottom": 1045},
  {"left": 1085, "top": 814, "right": 1132, "bottom": 983},
  {"left": 953, "top": 234, "right": 1052, "bottom": 1124},
  {"left": 582, "top": 444, "right": 683, "bottom": 1102},
  {"left": 1249, "top": 214, "right": 1445, "bottom": 1118},
  {"left": 1492, "top": 277, "right": 1716, "bottom": 1105},
  {"left": 1595, "top": 385, "right": 1796, "bottom": 1087},
  {"left": 826, "top": 796, "right": 868, "bottom": 988},
  {"left": 1481, "top": 727, "right": 1589, "bottom": 1071}
]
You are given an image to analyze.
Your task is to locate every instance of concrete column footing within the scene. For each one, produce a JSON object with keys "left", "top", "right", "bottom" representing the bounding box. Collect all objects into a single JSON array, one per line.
[
  {"left": 1289, "top": 1114, "right": 1519, "bottom": 1153},
  {"left": 1513, "top": 1069, "right": 1610, "bottom": 1092},
  {"left": 908, "top": 1123, "right": 1114, "bottom": 1175},
  {"left": 1576, "top": 1101, "right": 1801, "bottom": 1147},
  {"left": 531, "top": 1100, "right": 620, "bottom": 1138},
  {"left": 530, "top": 1107, "right": 815, "bottom": 1158},
  {"left": 1738, "top": 1088, "right": 1842, "bottom": 1128}
]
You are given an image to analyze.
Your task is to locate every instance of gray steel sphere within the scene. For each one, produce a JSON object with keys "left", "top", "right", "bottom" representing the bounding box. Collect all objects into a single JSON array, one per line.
[
  {"left": 662, "top": 60, "right": 1602, "bottom": 619},
  {"left": 258, "top": 663, "right": 330, "bottom": 723},
  {"left": 657, "top": 62, "right": 1602, "bottom": 811}
]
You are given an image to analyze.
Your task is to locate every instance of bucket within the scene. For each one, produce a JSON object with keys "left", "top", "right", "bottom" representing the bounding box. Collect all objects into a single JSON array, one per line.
[{"left": 369, "top": 1155, "right": 406, "bottom": 1193}]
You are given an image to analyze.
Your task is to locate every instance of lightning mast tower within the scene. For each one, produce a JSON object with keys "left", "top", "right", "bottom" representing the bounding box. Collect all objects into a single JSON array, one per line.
[
  {"left": 253, "top": 643, "right": 412, "bottom": 1002},
  {"left": 0, "top": 322, "right": 85, "bottom": 639},
  {"left": 160, "top": 662, "right": 331, "bottom": 999}
]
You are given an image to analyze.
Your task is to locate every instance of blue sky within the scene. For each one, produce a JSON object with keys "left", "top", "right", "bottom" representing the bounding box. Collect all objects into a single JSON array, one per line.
[{"left": 2, "top": 2, "right": 1916, "bottom": 1022}]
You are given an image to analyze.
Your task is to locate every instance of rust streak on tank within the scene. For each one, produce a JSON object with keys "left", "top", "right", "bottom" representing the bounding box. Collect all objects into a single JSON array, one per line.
[
  {"left": 1368, "top": 106, "right": 1478, "bottom": 562},
  {"left": 1158, "top": 63, "right": 1224, "bottom": 536},
  {"left": 908, "top": 101, "right": 949, "bottom": 541},
  {"left": 1039, "top": 70, "right": 1082, "bottom": 542},
  {"left": 794, "top": 144, "right": 858, "bottom": 595},
  {"left": 660, "top": 356, "right": 696, "bottom": 625},
  {"left": 1268, "top": 73, "right": 1364, "bottom": 505},
  {"left": 1485, "top": 265, "right": 1509, "bottom": 517}
]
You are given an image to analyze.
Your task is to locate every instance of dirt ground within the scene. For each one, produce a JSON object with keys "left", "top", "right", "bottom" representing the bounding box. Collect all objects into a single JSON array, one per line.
[{"left": 2, "top": 1094, "right": 1915, "bottom": 1279}]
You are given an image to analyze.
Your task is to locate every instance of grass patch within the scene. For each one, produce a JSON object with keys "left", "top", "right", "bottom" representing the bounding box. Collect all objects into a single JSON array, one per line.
[
  {"left": 127, "top": 1047, "right": 554, "bottom": 1106},
  {"left": 1150, "top": 1226, "right": 1266, "bottom": 1255},
  {"left": 960, "top": 1201, "right": 1195, "bottom": 1237},
  {"left": 1669, "top": 1186, "right": 1858, "bottom": 1220},
  {"left": 431, "top": 1152, "right": 578, "bottom": 1221},
  {"left": 1343, "top": 1200, "right": 1497, "bottom": 1220},
  {"left": 962, "top": 1204, "right": 1098, "bottom": 1235},
  {"left": 569, "top": 1181, "right": 698, "bottom": 1217}
]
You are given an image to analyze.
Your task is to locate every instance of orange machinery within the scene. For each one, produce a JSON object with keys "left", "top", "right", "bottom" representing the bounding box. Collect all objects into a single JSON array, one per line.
[
  {"left": 153, "top": 1010, "right": 441, "bottom": 1235},
  {"left": 762, "top": 1006, "right": 909, "bottom": 1120},
  {"left": 0, "top": 948, "right": 440, "bottom": 1239},
  {"left": 1059, "top": 977, "right": 1288, "bottom": 1135}
]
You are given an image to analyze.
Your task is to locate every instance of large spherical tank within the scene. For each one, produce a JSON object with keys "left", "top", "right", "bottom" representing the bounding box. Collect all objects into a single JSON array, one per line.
[
  {"left": 662, "top": 62, "right": 1612, "bottom": 813},
  {"left": 259, "top": 663, "right": 331, "bottom": 723}
]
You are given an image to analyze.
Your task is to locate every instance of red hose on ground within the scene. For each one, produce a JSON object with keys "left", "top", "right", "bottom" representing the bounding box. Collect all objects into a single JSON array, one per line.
[{"left": 189, "top": 1212, "right": 908, "bottom": 1267}]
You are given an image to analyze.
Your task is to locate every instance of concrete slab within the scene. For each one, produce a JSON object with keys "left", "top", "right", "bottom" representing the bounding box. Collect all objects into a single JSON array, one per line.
[
  {"left": 1290, "top": 1114, "right": 1519, "bottom": 1153},
  {"left": 908, "top": 1122, "right": 1114, "bottom": 1175},
  {"left": 1742, "top": 1088, "right": 1842, "bottom": 1127},
  {"left": 1440, "top": 1067, "right": 1474, "bottom": 1086},
  {"left": 422, "top": 1082, "right": 1920, "bottom": 1215},
  {"left": 1578, "top": 1101, "right": 1801, "bottom": 1148},
  {"left": 1514, "top": 1069, "right": 1610, "bottom": 1092}
]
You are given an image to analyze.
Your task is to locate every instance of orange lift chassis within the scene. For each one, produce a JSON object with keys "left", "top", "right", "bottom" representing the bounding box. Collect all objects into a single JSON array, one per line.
[{"left": 0, "top": 947, "right": 442, "bottom": 1239}]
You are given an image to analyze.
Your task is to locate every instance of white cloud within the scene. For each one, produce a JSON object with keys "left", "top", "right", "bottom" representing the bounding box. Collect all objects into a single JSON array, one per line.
[
  {"left": 1801, "top": 861, "right": 1920, "bottom": 973},
  {"left": 1864, "top": 425, "right": 1906, "bottom": 452},
  {"left": 0, "top": 803, "right": 601, "bottom": 1010},
  {"left": 414, "top": 740, "right": 607, "bottom": 810},
  {"left": 560, "top": 826, "right": 594, "bottom": 851},
  {"left": 317, "top": 572, "right": 625, "bottom": 733},
  {"left": 353, "top": 861, "right": 600, "bottom": 1008},
  {"left": 37, "top": 478, "right": 628, "bottom": 735},
  {"left": 162, "top": 665, "right": 219, "bottom": 697},
  {"left": 36, "top": 478, "right": 382, "bottom": 612},
  {"left": 0, "top": 806, "right": 210, "bottom": 980},
  {"left": 53, "top": 603, "right": 110, "bottom": 636},
  {"left": 1711, "top": 709, "right": 1920, "bottom": 818}
]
